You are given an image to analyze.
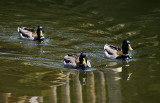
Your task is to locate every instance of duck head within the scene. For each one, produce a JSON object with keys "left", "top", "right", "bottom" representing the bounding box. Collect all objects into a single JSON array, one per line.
[
  {"left": 79, "top": 52, "right": 88, "bottom": 70},
  {"left": 122, "top": 40, "right": 133, "bottom": 54},
  {"left": 79, "top": 52, "right": 87, "bottom": 64},
  {"left": 37, "top": 25, "right": 45, "bottom": 41}
]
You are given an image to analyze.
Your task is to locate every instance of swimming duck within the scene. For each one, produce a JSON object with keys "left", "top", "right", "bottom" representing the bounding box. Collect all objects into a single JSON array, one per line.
[
  {"left": 104, "top": 40, "right": 133, "bottom": 59},
  {"left": 18, "top": 25, "right": 45, "bottom": 41},
  {"left": 64, "top": 52, "right": 91, "bottom": 70}
]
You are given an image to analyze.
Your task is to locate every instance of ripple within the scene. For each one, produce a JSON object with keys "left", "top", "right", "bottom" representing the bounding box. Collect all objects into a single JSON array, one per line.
[{"left": 106, "top": 24, "right": 126, "bottom": 32}]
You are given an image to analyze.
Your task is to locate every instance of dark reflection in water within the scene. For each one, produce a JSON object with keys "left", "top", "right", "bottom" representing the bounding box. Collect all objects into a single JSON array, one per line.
[
  {"left": 0, "top": 64, "right": 134, "bottom": 103},
  {"left": 1, "top": 62, "right": 160, "bottom": 103},
  {"left": 0, "top": 0, "right": 160, "bottom": 103}
]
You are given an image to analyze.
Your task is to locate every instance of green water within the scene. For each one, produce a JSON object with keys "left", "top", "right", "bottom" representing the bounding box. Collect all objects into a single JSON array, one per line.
[{"left": 0, "top": 0, "right": 160, "bottom": 103}]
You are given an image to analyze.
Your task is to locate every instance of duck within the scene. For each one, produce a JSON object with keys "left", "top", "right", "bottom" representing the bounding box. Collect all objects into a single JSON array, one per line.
[
  {"left": 104, "top": 40, "right": 133, "bottom": 59},
  {"left": 17, "top": 25, "right": 45, "bottom": 41},
  {"left": 64, "top": 52, "right": 91, "bottom": 70}
]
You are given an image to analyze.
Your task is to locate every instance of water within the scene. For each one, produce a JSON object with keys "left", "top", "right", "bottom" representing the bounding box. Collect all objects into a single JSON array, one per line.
[{"left": 0, "top": 0, "right": 160, "bottom": 103}]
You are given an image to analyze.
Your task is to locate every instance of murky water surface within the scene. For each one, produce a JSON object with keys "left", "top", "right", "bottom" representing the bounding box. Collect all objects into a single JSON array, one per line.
[{"left": 0, "top": 0, "right": 160, "bottom": 103}]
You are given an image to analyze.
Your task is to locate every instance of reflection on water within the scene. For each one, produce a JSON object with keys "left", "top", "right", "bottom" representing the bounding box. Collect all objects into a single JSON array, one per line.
[
  {"left": 3, "top": 93, "right": 43, "bottom": 103},
  {"left": 95, "top": 71, "right": 106, "bottom": 103},
  {"left": 86, "top": 72, "right": 95, "bottom": 103},
  {"left": 1, "top": 60, "right": 160, "bottom": 103},
  {"left": 105, "top": 62, "right": 122, "bottom": 103},
  {"left": 1, "top": 63, "right": 133, "bottom": 103},
  {"left": 50, "top": 86, "right": 57, "bottom": 103},
  {"left": 60, "top": 72, "right": 70, "bottom": 103}
]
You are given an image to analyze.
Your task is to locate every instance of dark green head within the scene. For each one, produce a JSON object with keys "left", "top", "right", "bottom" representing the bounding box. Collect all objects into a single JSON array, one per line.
[
  {"left": 122, "top": 40, "right": 133, "bottom": 54},
  {"left": 37, "top": 25, "right": 45, "bottom": 41},
  {"left": 78, "top": 52, "right": 89, "bottom": 70},
  {"left": 79, "top": 52, "right": 87, "bottom": 65}
]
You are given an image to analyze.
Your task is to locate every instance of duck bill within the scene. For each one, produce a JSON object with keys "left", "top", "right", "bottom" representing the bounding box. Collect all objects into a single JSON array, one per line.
[
  {"left": 82, "top": 58, "right": 87, "bottom": 65},
  {"left": 128, "top": 44, "right": 133, "bottom": 51}
]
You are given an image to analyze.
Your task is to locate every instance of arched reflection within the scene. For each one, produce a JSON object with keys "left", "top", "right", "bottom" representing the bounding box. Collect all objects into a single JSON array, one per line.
[
  {"left": 86, "top": 72, "right": 96, "bottom": 103},
  {"left": 95, "top": 71, "right": 106, "bottom": 103},
  {"left": 3, "top": 93, "right": 11, "bottom": 103},
  {"left": 1, "top": 66, "right": 133, "bottom": 103},
  {"left": 71, "top": 71, "right": 83, "bottom": 103},
  {"left": 3, "top": 93, "right": 28, "bottom": 103},
  {"left": 50, "top": 86, "right": 57, "bottom": 103},
  {"left": 61, "top": 72, "right": 70, "bottom": 103}
]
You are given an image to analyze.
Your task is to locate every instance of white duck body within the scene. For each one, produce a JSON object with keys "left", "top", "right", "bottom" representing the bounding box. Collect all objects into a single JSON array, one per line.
[
  {"left": 64, "top": 54, "right": 78, "bottom": 68},
  {"left": 104, "top": 40, "right": 133, "bottom": 59},
  {"left": 18, "top": 27, "right": 37, "bottom": 40},
  {"left": 104, "top": 44, "right": 122, "bottom": 59},
  {"left": 18, "top": 26, "right": 44, "bottom": 41}
]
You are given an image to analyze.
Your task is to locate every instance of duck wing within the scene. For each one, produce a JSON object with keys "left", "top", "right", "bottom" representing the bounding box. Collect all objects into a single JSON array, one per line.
[
  {"left": 104, "top": 44, "right": 123, "bottom": 59},
  {"left": 64, "top": 54, "right": 79, "bottom": 63},
  {"left": 64, "top": 54, "right": 79, "bottom": 68},
  {"left": 18, "top": 27, "right": 37, "bottom": 38},
  {"left": 109, "top": 45, "right": 121, "bottom": 51}
]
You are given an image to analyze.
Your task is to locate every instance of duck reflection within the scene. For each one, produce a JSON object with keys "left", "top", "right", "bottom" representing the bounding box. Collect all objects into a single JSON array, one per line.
[
  {"left": 105, "top": 62, "right": 122, "bottom": 103},
  {"left": 122, "top": 65, "right": 132, "bottom": 81}
]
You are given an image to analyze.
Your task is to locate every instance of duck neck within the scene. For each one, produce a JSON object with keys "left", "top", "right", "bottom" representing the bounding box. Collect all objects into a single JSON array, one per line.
[
  {"left": 37, "top": 30, "right": 44, "bottom": 41},
  {"left": 122, "top": 45, "right": 128, "bottom": 54},
  {"left": 79, "top": 57, "right": 87, "bottom": 64}
]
